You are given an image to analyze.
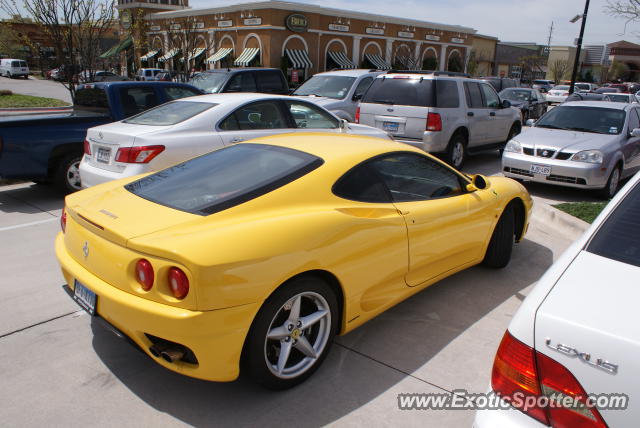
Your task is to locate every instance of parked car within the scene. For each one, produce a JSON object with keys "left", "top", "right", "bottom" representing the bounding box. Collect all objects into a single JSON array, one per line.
[
  {"left": 0, "top": 81, "right": 203, "bottom": 192},
  {"left": 188, "top": 68, "right": 289, "bottom": 95},
  {"left": 80, "top": 93, "right": 392, "bottom": 187},
  {"left": 0, "top": 58, "right": 29, "bottom": 79},
  {"left": 46, "top": 68, "right": 59, "bottom": 80},
  {"left": 574, "top": 82, "right": 598, "bottom": 92},
  {"left": 291, "top": 69, "right": 384, "bottom": 122},
  {"left": 499, "top": 88, "right": 548, "bottom": 122},
  {"left": 58, "top": 132, "right": 532, "bottom": 389},
  {"left": 480, "top": 76, "right": 519, "bottom": 92},
  {"left": 502, "top": 101, "right": 640, "bottom": 198},
  {"left": 545, "top": 85, "right": 571, "bottom": 104},
  {"left": 474, "top": 170, "right": 640, "bottom": 428},
  {"left": 608, "top": 83, "right": 629, "bottom": 93},
  {"left": 531, "top": 79, "right": 555, "bottom": 93},
  {"left": 77, "top": 70, "right": 128, "bottom": 83},
  {"left": 595, "top": 86, "right": 621, "bottom": 94},
  {"left": 602, "top": 92, "right": 639, "bottom": 103},
  {"left": 55, "top": 64, "right": 82, "bottom": 82},
  {"left": 155, "top": 71, "right": 176, "bottom": 82},
  {"left": 357, "top": 71, "right": 522, "bottom": 169},
  {"left": 135, "top": 68, "right": 166, "bottom": 81}
]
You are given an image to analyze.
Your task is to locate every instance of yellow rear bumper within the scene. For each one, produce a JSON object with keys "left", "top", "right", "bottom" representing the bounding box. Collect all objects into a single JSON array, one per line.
[{"left": 55, "top": 232, "right": 260, "bottom": 382}]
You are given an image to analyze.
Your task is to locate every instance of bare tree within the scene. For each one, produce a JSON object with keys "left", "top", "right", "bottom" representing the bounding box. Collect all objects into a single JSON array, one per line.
[
  {"left": 0, "top": 0, "right": 115, "bottom": 99},
  {"left": 549, "top": 59, "right": 570, "bottom": 83},
  {"left": 520, "top": 55, "right": 546, "bottom": 82},
  {"left": 609, "top": 59, "right": 630, "bottom": 80},
  {"left": 160, "top": 15, "right": 204, "bottom": 82},
  {"left": 605, "top": 0, "right": 640, "bottom": 34}
]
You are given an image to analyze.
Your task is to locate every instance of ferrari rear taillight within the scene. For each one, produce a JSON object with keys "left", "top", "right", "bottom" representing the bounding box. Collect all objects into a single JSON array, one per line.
[
  {"left": 168, "top": 267, "right": 189, "bottom": 300},
  {"left": 60, "top": 208, "right": 67, "bottom": 233},
  {"left": 135, "top": 259, "right": 154, "bottom": 291},
  {"left": 115, "top": 145, "right": 165, "bottom": 163},
  {"left": 426, "top": 112, "right": 442, "bottom": 132},
  {"left": 83, "top": 139, "right": 91, "bottom": 155},
  {"left": 491, "top": 331, "right": 608, "bottom": 427},
  {"left": 355, "top": 107, "right": 360, "bottom": 123}
]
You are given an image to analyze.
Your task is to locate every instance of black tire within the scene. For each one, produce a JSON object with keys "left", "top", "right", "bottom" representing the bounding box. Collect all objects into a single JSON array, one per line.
[
  {"left": 506, "top": 122, "right": 521, "bottom": 143},
  {"left": 54, "top": 153, "right": 83, "bottom": 194},
  {"left": 597, "top": 166, "right": 621, "bottom": 200},
  {"left": 445, "top": 132, "right": 467, "bottom": 170},
  {"left": 482, "top": 204, "right": 515, "bottom": 268},
  {"left": 243, "top": 275, "right": 339, "bottom": 390},
  {"left": 7, "top": 72, "right": 12, "bottom": 79}
]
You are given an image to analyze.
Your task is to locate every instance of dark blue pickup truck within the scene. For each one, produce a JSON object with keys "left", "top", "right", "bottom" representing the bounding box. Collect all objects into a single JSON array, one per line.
[{"left": 0, "top": 81, "right": 203, "bottom": 192}]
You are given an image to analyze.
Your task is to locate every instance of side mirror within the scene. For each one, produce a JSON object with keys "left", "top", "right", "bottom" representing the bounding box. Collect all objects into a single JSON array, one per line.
[
  {"left": 501, "top": 99, "right": 512, "bottom": 108},
  {"left": 526, "top": 118, "right": 536, "bottom": 127},
  {"left": 631, "top": 128, "right": 640, "bottom": 138},
  {"left": 352, "top": 93, "right": 363, "bottom": 101},
  {"left": 466, "top": 174, "right": 489, "bottom": 192},
  {"left": 339, "top": 118, "right": 349, "bottom": 133}
]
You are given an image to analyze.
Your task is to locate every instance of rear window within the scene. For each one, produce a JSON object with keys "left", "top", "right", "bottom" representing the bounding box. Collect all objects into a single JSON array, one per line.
[
  {"left": 123, "top": 101, "right": 214, "bottom": 126},
  {"left": 363, "top": 78, "right": 449, "bottom": 107},
  {"left": 587, "top": 181, "right": 640, "bottom": 267},
  {"left": 126, "top": 144, "right": 323, "bottom": 215},
  {"left": 74, "top": 88, "right": 109, "bottom": 112}
]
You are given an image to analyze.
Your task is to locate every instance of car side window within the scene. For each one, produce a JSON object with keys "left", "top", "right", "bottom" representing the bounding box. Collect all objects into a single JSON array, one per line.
[
  {"left": 258, "top": 71, "right": 286, "bottom": 93},
  {"left": 353, "top": 77, "right": 373, "bottom": 99},
  {"left": 464, "top": 82, "right": 483, "bottom": 108},
  {"left": 333, "top": 163, "right": 391, "bottom": 203},
  {"left": 226, "top": 72, "right": 257, "bottom": 92},
  {"left": 628, "top": 109, "right": 640, "bottom": 132},
  {"left": 286, "top": 101, "right": 338, "bottom": 129},
  {"left": 436, "top": 80, "right": 460, "bottom": 108},
  {"left": 220, "top": 101, "right": 287, "bottom": 131},
  {"left": 164, "top": 86, "right": 202, "bottom": 101},
  {"left": 480, "top": 83, "right": 501, "bottom": 108},
  {"left": 120, "top": 87, "right": 158, "bottom": 117},
  {"left": 369, "top": 153, "right": 464, "bottom": 202}
]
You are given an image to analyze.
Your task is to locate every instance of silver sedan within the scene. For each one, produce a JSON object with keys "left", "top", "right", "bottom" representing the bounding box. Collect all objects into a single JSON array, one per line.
[{"left": 502, "top": 101, "right": 640, "bottom": 198}]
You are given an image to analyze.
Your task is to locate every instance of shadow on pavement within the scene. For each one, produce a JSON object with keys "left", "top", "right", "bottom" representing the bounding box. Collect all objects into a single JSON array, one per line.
[
  {"left": 0, "top": 183, "right": 64, "bottom": 214},
  {"left": 90, "top": 237, "right": 553, "bottom": 427}
]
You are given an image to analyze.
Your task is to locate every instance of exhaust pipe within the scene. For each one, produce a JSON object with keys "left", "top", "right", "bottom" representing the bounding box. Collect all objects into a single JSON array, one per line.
[
  {"left": 160, "top": 348, "right": 185, "bottom": 363},
  {"left": 149, "top": 343, "right": 169, "bottom": 358}
]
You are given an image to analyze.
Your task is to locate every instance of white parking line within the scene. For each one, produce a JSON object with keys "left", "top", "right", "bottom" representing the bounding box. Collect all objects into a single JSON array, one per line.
[{"left": 0, "top": 217, "right": 58, "bottom": 232}]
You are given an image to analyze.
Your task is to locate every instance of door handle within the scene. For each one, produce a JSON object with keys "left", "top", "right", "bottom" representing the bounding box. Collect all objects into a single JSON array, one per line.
[
  {"left": 467, "top": 112, "right": 474, "bottom": 117},
  {"left": 397, "top": 209, "right": 410, "bottom": 215},
  {"left": 231, "top": 138, "right": 245, "bottom": 143},
  {"left": 490, "top": 112, "right": 496, "bottom": 117}
]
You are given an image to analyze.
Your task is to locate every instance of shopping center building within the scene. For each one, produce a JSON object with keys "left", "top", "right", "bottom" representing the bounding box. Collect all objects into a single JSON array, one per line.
[{"left": 116, "top": 0, "right": 476, "bottom": 82}]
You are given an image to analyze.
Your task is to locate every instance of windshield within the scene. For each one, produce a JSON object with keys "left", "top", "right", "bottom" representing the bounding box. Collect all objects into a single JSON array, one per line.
[
  {"left": 293, "top": 76, "right": 356, "bottom": 99},
  {"left": 189, "top": 72, "right": 229, "bottom": 93},
  {"left": 551, "top": 85, "right": 569, "bottom": 91},
  {"left": 126, "top": 144, "right": 323, "bottom": 215},
  {"left": 535, "top": 106, "right": 627, "bottom": 134},
  {"left": 604, "top": 94, "right": 632, "bottom": 103},
  {"left": 575, "top": 83, "right": 590, "bottom": 90},
  {"left": 500, "top": 89, "right": 534, "bottom": 102},
  {"left": 123, "top": 101, "right": 215, "bottom": 126},
  {"left": 533, "top": 80, "right": 551, "bottom": 85}
]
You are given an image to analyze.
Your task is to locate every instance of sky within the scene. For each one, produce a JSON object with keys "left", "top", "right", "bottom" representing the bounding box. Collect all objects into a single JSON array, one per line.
[{"left": 188, "top": 0, "right": 639, "bottom": 46}]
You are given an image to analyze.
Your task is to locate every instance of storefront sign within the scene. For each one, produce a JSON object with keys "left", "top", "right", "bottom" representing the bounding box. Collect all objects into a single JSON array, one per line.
[
  {"left": 169, "top": 23, "right": 181, "bottom": 30},
  {"left": 150, "top": 25, "right": 161, "bottom": 32},
  {"left": 244, "top": 17, "right": 262, "bottom": 26},
  {"left": 398, "top": 31, "right": 414, "bottom": 38},
  {"left": 193, "top": 22, "right": 205, "bottom": 29},
  {"left": 218, "top": 20, "right": 233, "bottom": 27},
  {"left": 291, "top": 70, "right": 299, "bottom": 83},
  {"left": 329, "top": 23, "right": 349, "bottom": 32},
  {"left": 451, "top": 37, "right": 465, "bottom": 44},
  {"left": 366, "top": 27, "right": 385, "bottom": 35},
  {"left": 425, "top": 34, "right": 440, "bottom": 41},
  {"left": 286, "top": 14, "right": 308, "bottom": 32},
  {"left": 120, "top": 10, "right": 132, "bottom": 30}
]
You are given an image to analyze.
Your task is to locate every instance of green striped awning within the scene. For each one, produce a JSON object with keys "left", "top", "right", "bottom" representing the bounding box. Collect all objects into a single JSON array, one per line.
[
  {"left": 99, "top": 36, "right": 133, "bottom": 59},
  {"left": 233, "top": 48, "right": 259, "bottom": 66},
  {"left": 206, "top": 47, "right": 232, "bottom": 64}
]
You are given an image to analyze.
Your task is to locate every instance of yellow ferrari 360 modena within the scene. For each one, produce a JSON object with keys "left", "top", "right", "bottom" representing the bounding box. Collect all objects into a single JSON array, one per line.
[{"left": 55, "top": 133, "right": 532, "bottom": 389}]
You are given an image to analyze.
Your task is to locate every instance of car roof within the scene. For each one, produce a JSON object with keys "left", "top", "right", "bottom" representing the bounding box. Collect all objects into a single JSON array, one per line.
[
  {"left": 77, "top": 81, "right": 194, "bottom": 89},
  {"left": 312, "top": 69, "right": 384, "bottom": 78},
  {"left": 561, "top": 101, "right": 630, "bottom": 110},
  {"left": 178, "top": 93, "right": 292, "bottom": 104}
]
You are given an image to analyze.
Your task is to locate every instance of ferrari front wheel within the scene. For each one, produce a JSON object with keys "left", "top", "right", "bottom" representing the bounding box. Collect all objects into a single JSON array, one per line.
[
  {"left": 243, "top": 276, "right": 338, "bottom": 389},
  {"left": 482, "top": 204, "right": 515, "bottom": 268}
]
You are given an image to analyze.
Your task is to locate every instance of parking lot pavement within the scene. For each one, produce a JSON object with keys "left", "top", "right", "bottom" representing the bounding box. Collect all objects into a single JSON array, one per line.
[
  {"left": 0, "top": 180, "right": 576, "bottom": 427},
  {"left": 0, "top": 75, "right": 72, "bottom": 104}
]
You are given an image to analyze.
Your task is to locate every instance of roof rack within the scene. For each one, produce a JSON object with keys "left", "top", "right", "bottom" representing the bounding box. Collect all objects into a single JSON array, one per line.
[{"left": 385, "top": 70, "right": 471, "bottom": 78}]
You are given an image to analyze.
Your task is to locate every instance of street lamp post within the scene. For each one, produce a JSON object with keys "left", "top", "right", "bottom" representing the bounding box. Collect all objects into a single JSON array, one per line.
[{"left": 569, "top": 0, "right": 591, "bottom": 94}]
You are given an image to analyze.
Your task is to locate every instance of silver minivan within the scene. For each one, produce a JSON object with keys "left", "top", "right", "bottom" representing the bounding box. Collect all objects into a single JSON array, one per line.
[
  {"left": 357, "top": 71, "right": 522, "bottom": 169},
  {"left": 0, "top": 58, "right": 29, "bottom": 79}
]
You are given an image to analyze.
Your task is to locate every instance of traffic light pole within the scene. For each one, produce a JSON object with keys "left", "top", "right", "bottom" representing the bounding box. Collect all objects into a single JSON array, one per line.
[{"left": 569, "top": 0, "right": 591, "bottom": 94}]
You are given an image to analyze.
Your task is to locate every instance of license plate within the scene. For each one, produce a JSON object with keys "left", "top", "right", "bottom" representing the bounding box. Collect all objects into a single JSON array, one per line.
[
  {"left": 73, "top": 279, "right": 97, "bottom": 315},
  {"left": 96, "top": 147, "right": 111, "bottom": 164},
  {"left": 383, "top": 121, "right": 399, "bottom": 132},
  {"left": 530, "top": 164, "right": 551, "bottom": 176}
]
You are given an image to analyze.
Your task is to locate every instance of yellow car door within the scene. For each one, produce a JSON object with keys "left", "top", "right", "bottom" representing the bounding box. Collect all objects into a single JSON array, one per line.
[{"left": 368, "top": 152, "right": 496, "bottom": 287}]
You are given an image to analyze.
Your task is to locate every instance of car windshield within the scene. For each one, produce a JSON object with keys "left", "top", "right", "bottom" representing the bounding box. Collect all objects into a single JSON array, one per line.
[
  {"left": 604, "top": 94, "right": 631, "bottom": 103},
  {"left": 533, "top": 80, "right": 550, "bottom": 85},
  {"left": 189, "top": 72, "right": 229, "bottom": 93},
  {"left": 535, "top": 106, "right": 626, "bottom": 134},
  {"left": 575, "top": 83, "right": 590, "bottom": 90},
  {"left": 551, "top": 85, "right": 570, "bottom": 91},
  {"left": 123, "top": 101, "right": 215, "bottom": 126},
  {"left": 293, "top": 76, "right": 356, "bottom": 99},
  {"left": 126, "top": 144, "right": 323, "bottom": 215},
  {"left": 500, "top": 89, "right": 533, "bottom": 102}
]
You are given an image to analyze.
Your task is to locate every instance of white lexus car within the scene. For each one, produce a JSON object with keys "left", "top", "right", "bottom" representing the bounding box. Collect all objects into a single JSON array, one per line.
[
  {"left": 79, "top": 93, "right": 391, "bottom": 187},
  {"left": 474, "top": 171, "right": 640, "bottom": 427}
]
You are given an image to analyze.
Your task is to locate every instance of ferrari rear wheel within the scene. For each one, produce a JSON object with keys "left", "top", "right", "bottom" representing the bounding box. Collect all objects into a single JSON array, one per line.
[
  {"left": 482, "top": 204, "right": 515, "bottom": 268},
  {"left": 243, "top": 276, "right": 338, "bottom": 389}
]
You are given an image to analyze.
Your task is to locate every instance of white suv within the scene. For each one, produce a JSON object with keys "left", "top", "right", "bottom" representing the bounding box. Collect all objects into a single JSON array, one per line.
[{"left": 357, "top": 71, "right": 522, "bottom": 169}]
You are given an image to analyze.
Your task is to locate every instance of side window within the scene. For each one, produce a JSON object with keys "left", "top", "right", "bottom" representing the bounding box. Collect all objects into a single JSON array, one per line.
[
  {"left": 258, "top": 71, "right": 285, "bottom": 93},
  {"left": 226, "top": 72, "right": 257, "bottom": 92},
  {"left": 370, "top": 153, "right": 464, "bottom": 202},
  {"left": 120, "top": 87, "right": 158, "bottom": 117},
  {"left": 464, "top": 82, "right": 483, "bottom": 108},
  {"left": 164, "top": 86, "right": 202, "bottom": 101},
  {"left": 333, "top": 164, "right": 391, "bottom": 203},
  {"left": 286, "top": 101, "right": 338, "bottom": 129},
  {"left": 353, "top": 77, "right": 373, "bottom": 99},
  {"left": 480, "top": 83, "right": 500, "bottom": 108},
  {"left": 145, "top": 70, "right": 152, "bottom": 77},
  {"left": 220, "top": 101, "right": 287, "bottom": 130},
  {"left": 628, "top": 109, "right": 640, "bottom": 131},
  {"left": 436, "top": 80, "right": 460, "bottom": 108}
]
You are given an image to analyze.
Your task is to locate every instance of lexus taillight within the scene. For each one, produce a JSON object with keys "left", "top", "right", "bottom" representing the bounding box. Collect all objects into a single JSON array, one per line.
[
  {"left": 355, "top": 107, "right": 360, "bottom": 123},
  {"left": 60, "top": 208, "right": 67, "bottom": 233},
  {"left": 115, "top": 145, "right": 165, "bottom": 163},
  {"left": 168, "top": 267, "right": 189, "bottom": 299},
  {"left": 135, "top": 259, "right": 154, "bottom": 291},
  {"left": 491, "top": 331, "right": 607, "bottom": 427},
  {"left": 426, "top": 112, "right": 442, "bottom": 132},
  {"left": 563, "top": 92, "right": 570, "bottom": 96},
  {"left": 83, "top": 139, "right": 91, "bottom": 155}
]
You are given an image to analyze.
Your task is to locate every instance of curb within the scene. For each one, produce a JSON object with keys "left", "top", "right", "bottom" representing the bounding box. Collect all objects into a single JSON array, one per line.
[
  {"left": 0, "top": 106, "right": 72, "bottom": 115},
  {"left": 532, "top": 200, "right": 590, "bottom": 241}
]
